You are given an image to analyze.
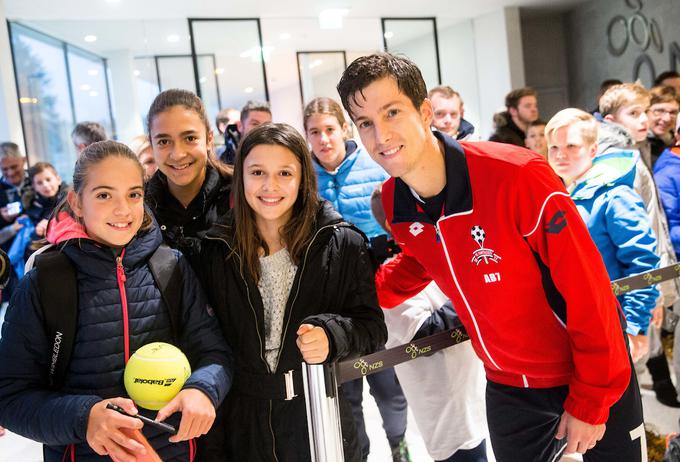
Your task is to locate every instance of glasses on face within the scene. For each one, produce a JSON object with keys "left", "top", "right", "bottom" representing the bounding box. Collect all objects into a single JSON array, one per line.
[{"left": 649, "top": 108, "right": 680, "bottom": 117}]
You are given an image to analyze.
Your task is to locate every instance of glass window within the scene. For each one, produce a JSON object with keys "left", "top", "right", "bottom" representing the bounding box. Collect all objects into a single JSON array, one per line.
[
  {"left": 157, "top": 56, "right": 196, "bottom": 92},
  {"left": 9, "top": 22, "right": 115, "bottom": 180},
  {"left": 189, "top": 19, "right": 269, "bottom": 127},
  {"left": 9, "top": 22, "right": 75, "bottom": 177},
  {"left": 133, "top": 57, "right": 160, "bottom": 124},
  {"left": 67, "top": 46, "right": 114, "bottom": 140},
  {"left": 297, "top": 51, "right": 347, "bottom": 105},
  {"left": 382, "top": 18, "right": 442, "bottom": 90}
]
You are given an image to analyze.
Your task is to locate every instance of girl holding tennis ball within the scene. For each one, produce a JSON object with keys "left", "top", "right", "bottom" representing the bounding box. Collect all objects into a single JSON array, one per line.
[
  {"left": 194, "top": 123, "right": 387, "bottom": 461},
  {"left": 0, "top": 141, "right": 232, "bottom": 462}
]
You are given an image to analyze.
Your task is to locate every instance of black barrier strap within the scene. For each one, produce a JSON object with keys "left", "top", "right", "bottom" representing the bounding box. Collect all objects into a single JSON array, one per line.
[
  {"left": 336, "top": 262, "right": 680, "bottom": 383},
  {"left": 611, "top": 263, "right": 680, "bottom": 296},
  {"left": 337, "top": 326, "right": 469, "bottom": 383}
]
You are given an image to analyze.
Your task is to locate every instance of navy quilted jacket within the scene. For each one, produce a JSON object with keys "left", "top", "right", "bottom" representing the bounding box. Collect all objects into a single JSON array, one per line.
[{"left": 0, "top": 218, "right": 233, "bottom": 461}]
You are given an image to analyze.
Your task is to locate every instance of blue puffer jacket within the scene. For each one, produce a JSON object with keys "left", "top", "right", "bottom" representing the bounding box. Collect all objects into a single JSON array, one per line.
[
  {"left": 571, "top": 150, "right": 660, "bottom": 335},
  {"left": 654, "top": 147, "right": 680, "bottom": 256},
  {"left": 314, "top": 140, "right": 389, "bottom": 239},
  {"left": 0, "top": 216, "right": 233, "bottom": 461}
]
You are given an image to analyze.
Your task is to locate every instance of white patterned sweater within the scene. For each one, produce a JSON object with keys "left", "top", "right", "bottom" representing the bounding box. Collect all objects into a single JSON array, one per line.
[{"left": 257, "top": 248, "right": 298, "bottom": 371}]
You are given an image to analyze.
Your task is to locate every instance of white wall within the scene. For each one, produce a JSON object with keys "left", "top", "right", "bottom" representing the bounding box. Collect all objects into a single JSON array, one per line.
[
  {"left": 472, "top": 7, "right": 525, "bottom": 138},
  {"left": 438, "top": 18, "right": 482, "bottom": 139},
  {"left": 0, "top": 0, "right": 24, "bottom": 147}
]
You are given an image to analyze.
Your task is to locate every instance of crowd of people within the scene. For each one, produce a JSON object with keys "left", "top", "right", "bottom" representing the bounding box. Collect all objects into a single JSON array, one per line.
[{"left": 0, "top": 55, "right": 679, "bottom": 462}]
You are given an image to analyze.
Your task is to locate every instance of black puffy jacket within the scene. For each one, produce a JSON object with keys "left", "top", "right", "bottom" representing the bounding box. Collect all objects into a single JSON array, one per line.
[
  {"left": 193, "top": 200, "right": 387, "bottom": 461},
  {"left": 145, "top": 165, "right": 232, "bottom": 257}
]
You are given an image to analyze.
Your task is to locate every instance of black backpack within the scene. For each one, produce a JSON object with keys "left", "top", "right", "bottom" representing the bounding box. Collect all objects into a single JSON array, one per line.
[{"left": 32, "top": 244, "right": 183, "bottom": 389}]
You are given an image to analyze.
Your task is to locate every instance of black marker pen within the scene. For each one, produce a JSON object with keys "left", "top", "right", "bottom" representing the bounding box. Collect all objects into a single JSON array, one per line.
[{"left": 106, "top": 403, "right": 177, "bottom": 435}]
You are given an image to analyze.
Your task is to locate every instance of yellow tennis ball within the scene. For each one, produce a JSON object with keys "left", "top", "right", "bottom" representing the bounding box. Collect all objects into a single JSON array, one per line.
[{"left": 124, "top": 342, "right": 191, "bottom": 410}]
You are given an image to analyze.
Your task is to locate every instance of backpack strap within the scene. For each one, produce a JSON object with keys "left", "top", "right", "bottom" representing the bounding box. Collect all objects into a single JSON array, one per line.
[
  {"left": 34, "top": 249, "right": 78, "bottom": 390},
  {"left": 148, "top": 244, "right": 183, "bottom": 343}
]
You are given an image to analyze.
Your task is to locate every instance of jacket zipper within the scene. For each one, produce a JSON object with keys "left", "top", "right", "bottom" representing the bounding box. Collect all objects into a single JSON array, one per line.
[
  {"left": 116, "top": 250, "right": 131, "bottom": 364},
  {"left": 435, "top": 218, "right": 502, "bottom": 371}
]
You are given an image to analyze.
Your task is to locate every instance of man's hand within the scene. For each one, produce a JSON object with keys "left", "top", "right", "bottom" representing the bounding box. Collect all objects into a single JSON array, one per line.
[
  {"left": 156, "top": 388, "right": 215, "bottom": 443},
  {"left": 0, "top": 425, "right": 5, "bottom": 437},
  {"left": 555, "top": 411, "right": 605, "bottom": 454},
  {"left": 296, "top": 324, "right": 329, "bottom": 364},
  {"left": 86, "top": 398, "right": 146, "bottom": 462},
  {"left": 628, "top": 334, "right": 649, "bottom": 363}
]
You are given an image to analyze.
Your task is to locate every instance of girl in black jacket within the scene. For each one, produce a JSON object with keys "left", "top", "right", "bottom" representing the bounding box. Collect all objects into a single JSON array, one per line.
[
  {"left": 195, "top": 123, "right": 387, "bottom": 461},
  {"left": 144, "top": 89, "right": 232, "bottom": 256}
]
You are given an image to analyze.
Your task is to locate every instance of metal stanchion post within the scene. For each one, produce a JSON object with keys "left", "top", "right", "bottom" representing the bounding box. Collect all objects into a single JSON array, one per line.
[{"left": 302, "top": 362, "right": 344, "bottom": 462}]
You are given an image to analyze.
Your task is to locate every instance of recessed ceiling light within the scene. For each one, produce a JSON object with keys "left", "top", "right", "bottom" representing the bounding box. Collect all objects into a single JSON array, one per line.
[
  {"left": 84, "top": 35, "right": 97, "bottom": 42},
  {"left": 214, "top": 68, "right": 225, "bottom": 75},
  {"left": 279, "top": 32, "right": 291, "bottom": 40},
  {"left": 244, "top": 87, "right": 254, "bottom": 94},
  {"left": 89, "top": 90, "right": 99, "bottom": 97},
  {"left": 87, "top": 69, "right": 99, "bottom": 76},
  {"left": 80, "top": 84, "right": 92, "bottom": 91},
  {"left": 384, "top": 31, "right": 394, "bottom": 39},
  {"left": 309, "top": 59, "right": 323, "bottom": 69},
  {"left": 167, "top": 34, "right": 180, "bottom": 43},
  {"left": 199, "top": 77, "right": 207, "bottom": 83},
  {"left": 133, "top": 70, "right": 141, "bottom": 77}
]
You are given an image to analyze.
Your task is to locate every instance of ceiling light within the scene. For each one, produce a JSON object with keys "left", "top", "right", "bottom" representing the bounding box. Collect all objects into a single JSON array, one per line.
[
  {"left": 87, "top": 69, "right": 99, "bottom": 76},
  {"left": 84, "top": 35, "right": 97, "bottom": 42},
  {"left": 384, "top": 31, "right": 394, "bottom": 39},
  {"left": 89, "top": 90, "right": 99, "bottom": 97},
  {"left": 214, "top": 68, "right": 225, "bottom": 75},
  {"left": 167, "top": 34, "right": 180, "bottom": 43},
  {"left": 309, "top": 59, "right": 323, "bottom": 69},
  {"left": 279, "top": 32, "right": 291, "bottom": 40},
  {"left": 199, "top": 77, "right": 207, "bottom": 83},
  {"left": 244, "top": 87, "right": 254, "bottom": 94},
  {"left": 133, "top": 69, "right": 141, "bottom": 77},
  {"left": 19, "top": 97, "right": 38, "bottom": 104},
  {"left": 80, "top": 84, "right": 92, "bottom": 91},
  {"left": 319, "top": 8, "right": 348, "bottom": 30}
]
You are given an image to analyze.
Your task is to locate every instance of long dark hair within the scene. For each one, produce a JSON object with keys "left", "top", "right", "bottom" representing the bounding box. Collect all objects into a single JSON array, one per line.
[
  {"left": 146, "top": 88, "right": 233, "bottom": 178},
  {"left": 232, "top": 123, "right": 319, "bottom": 283},
  {"left": 53, "top": 140, "right": 153, "bottom": 232}
]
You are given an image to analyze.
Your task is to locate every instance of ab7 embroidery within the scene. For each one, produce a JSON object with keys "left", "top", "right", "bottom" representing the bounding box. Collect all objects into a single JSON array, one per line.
[{"left": 470, "top": 225, "right": 501, "bottom": 265}]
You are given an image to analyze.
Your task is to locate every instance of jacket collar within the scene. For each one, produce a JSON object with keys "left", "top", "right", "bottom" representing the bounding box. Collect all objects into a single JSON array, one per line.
[
  {"left": 312, "top": 139, "right": 360, "bottom": 175},
  {"left": 392, "top": 131, "right": 472, "bottom": 225},
  {"left": 571, "top": 150, "right": 638, "bottom": 200},
  {"left": 146, "top": 164, "right": 226, "bottom": 214}
]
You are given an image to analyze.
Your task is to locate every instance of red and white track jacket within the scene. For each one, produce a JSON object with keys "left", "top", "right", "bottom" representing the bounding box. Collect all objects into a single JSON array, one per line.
[{"left": 377, "top": 134, "right": 631, "bottom": 425}]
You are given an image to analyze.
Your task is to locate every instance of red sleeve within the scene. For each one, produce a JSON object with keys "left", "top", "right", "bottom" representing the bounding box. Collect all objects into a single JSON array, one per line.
[
  {"left": 375, "top": 180, "right": 433, "bottom": 308},
  {"left": 516, "top": 159, "right": 630, "bottom": 425},
  {"left": 375, "top": 252, "right": 433, "bottom": 308}
]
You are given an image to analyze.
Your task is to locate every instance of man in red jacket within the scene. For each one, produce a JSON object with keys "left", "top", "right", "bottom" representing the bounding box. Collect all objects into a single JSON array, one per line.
[{"left": 337, "top": 53, "right": 644, "bottom": 461}]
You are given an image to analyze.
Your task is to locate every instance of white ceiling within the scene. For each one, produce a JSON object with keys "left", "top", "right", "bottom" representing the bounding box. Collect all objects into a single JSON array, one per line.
[{"left": 5, "top": 0, "right": 587, "bottom": 22}]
